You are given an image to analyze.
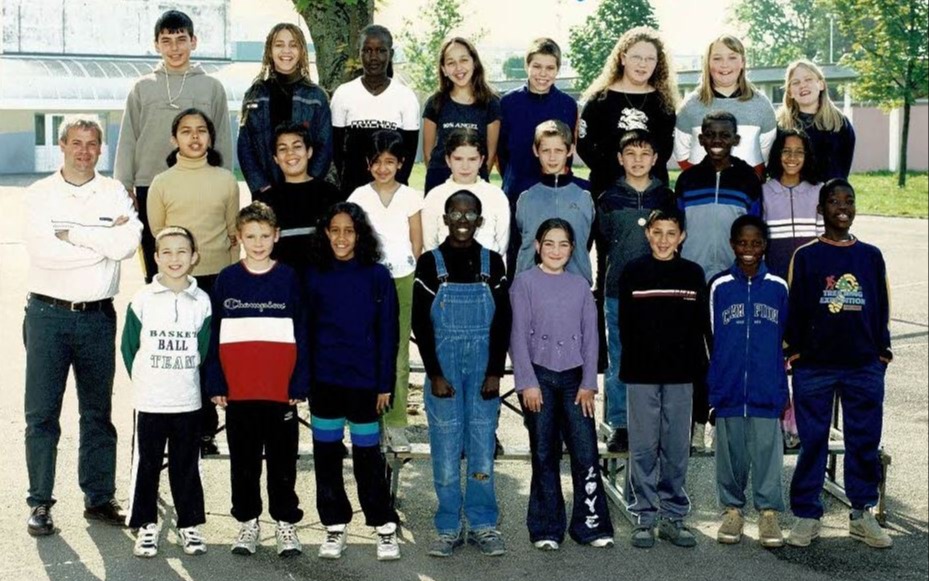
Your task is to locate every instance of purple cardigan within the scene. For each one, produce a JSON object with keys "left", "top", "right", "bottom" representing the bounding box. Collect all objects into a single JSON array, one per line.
[{"left": 508, "top": 266, "right": 598, "bottom": 391}]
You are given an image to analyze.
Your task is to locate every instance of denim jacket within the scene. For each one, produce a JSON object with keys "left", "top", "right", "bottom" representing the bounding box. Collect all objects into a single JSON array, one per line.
[{"left": 237, "top": 79, "right": 333, "bottom": 193}]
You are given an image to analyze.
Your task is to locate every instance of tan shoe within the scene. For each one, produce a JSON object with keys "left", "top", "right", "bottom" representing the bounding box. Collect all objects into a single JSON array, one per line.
[
  {"left": 758, "top": 510, "right": 784, "bottom": 548},
  {"left": 717, "top": 507, "right": 743, "bottom": 544}
]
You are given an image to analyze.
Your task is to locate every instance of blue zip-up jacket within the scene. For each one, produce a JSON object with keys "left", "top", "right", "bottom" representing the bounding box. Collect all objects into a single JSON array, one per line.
[
  {"left": 707, "top": 262, "right": 789, "bottom": 419},
  {"left": 675, "top": 155, "right": 762, "bottom": 282},
  {"left": 238, "top": 79, "right": 333, "bottom": 193}
]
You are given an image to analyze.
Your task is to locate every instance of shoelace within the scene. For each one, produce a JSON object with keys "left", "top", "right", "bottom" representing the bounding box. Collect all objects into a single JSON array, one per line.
[
  {"left": 34, "top": 506, "right": 49, "bottom": 518},
  {"left": 278, "top": 524, "right": 298, "bottom": 543},
  {"left": 324, "top": 530, "right": 344, "bottom": 545},
  {"left": 183, "top": 528, "right": 204, "bottom": 545},
  {"left": 237, "top": 524, "right": 259, "bottom": 543},
  {"left": 138, "top": 526, "right": 158, "bottom": 546},
  {"left": 378, "top": 532, "right": 396, "bottom": 545}
]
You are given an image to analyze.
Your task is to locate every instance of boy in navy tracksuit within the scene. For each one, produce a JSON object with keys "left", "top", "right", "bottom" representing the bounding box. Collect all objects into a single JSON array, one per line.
[
  {"left": 784, "top": 179, "right": 893, "bottom": 550},
  {"left": 707, "top": 215, "right": 788, "bottom": 549}
]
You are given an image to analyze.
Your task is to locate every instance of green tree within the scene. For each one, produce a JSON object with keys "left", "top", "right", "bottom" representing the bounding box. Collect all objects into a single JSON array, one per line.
[
  {"left": 292, "top": 0, "right": 375, "bottom": 93},
  {"left": 831, "top": 0, "right": 929, "bottom": 186},
  {"left": 503, "top": 55, "right": 527, "bottom": 80},
  {"left": 728, "top": 0, "right": 853, "bottom": 66},
  {"left": 398, "top": 0, "right": 486, "bottom": 95},
  {"left": 567, "top": 0, "right": 658, "bottom": 91}
]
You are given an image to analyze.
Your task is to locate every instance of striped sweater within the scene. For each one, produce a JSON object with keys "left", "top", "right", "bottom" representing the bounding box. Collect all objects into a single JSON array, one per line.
[
  {"left": 761, "top": 179, "right": 823, "bottom": 280},
  {"left": 205, "top": 261, "right": 309, "bottom": 402}
]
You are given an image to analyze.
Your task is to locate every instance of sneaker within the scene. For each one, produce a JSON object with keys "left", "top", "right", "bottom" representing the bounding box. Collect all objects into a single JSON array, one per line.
[
  {"left": 133, "top": 523, "right": 159, "bottom": 558},
  {"left": 786, "top": 517, "right": 821, "bottom": 547},
  {"left": 27, "top": 505, "right": 55, "bottom": 537},
  {"left": 658, "top": 518, "right": 697, "bottom": 547},
  {"left": 318, "top": 524, "right": 348, "bottom": 559},
  {"left": 690, "top": 423, "right": 706, "bottom": 453},
  {"left": 428, "top": 531, "right": 464, "bottom": 557},
  {"left": 384, "top": 426, "right": 411, "bottom": 453},
  {"left": 200, "top": 436, "right": 220, "bottom": 457},
  {"left": 533, "top": 539, "right": 559, "bottom": 551},
  {"left": 630, "top": 526, "right": 655, "bottom": 549},
  {"left": 467, "top": 528, "right": 506, "bottom": 556},
  {"left": 606, "top": 428, "right": 629, "bottom": 453},
  {"left": 494, "top": 436, "right": 505, "bottom": 459},
  {"left": 705, "top": 424, "right": 716, "bottom": 450},
  {"left": 758, "top": 510, "right": 784, "bottom": 548},
  {"left": 588, "top": 536, "right": 615, "bottom": 548},
  {"left": 717, "top": 507, "right": 744, "bottom": 544},
  {"left": 275, "top": 521, "right": 302, "bottom": 557},
  {"left": 849, "top": 510, "right": 892, "bottom": 549},
  {"left": 179, "top": 526, "right": 207, "bottom": 556},
  {"left": 231, "top": 518, "right": 260, "bottom": 555},
  {"left": 375, "top": 522, "right": 401, "bottom": 561},
  {"left": 84, "top": 499, "right": 127, "bottom": 526}
]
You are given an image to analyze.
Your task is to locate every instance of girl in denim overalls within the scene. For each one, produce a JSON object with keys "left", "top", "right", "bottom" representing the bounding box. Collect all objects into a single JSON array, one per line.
[
  {"left": 509, "top": 218, "right": 614, "bottom": 551},
  {"left": 411, "top": 190, "right": 511, "bottom": 557}
]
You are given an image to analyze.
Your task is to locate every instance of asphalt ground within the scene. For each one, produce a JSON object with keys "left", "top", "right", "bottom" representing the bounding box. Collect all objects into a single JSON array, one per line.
[{"left": 0, "top": 176, "right": 926, "bottom": 581}]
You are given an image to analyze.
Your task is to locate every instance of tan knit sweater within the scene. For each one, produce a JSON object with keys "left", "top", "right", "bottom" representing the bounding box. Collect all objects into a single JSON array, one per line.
[{"left": 147, "top": 154, "right": 240, "bottom": 276}]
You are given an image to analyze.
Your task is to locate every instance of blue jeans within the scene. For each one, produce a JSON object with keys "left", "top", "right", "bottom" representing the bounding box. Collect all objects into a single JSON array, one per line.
[
  {"left": 604, "top": 297, "right": 627, "bottom": 428},
  {"left": 522, "top": 365, "right": 614, "bottom": 544},
  {"left": 23, "top": 297, "right": 117, "bottom": 508},
  {"left": 790, "top": 362, "right": 886, "bottom": 518}
]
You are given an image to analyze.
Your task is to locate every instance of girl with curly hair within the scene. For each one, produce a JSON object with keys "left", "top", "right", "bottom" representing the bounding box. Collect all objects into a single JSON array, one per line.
[
  {"left": 303, "top": 201, "right": 403, "bottom": 561},
  {"left": 577, "top": 27, "right": 678, "bottom": 192}
]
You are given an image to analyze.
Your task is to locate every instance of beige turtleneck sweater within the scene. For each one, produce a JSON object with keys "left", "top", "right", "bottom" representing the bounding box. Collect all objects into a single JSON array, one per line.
[{"left": 147, "top": 154, "right": 240, "bottom": 276}]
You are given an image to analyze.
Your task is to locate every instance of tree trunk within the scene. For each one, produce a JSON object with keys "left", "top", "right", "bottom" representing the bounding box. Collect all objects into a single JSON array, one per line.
[
  {"left": 295, "top": 0, "right": 375, "bottom": 94},
  {"left": 898, "top": 100, "right": 910, "bottom": 188}
]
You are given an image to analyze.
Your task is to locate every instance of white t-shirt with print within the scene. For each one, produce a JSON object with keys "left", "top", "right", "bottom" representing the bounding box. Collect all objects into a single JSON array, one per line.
[{"left": 348, "top": 183, "right": 423, "bottom": 278}]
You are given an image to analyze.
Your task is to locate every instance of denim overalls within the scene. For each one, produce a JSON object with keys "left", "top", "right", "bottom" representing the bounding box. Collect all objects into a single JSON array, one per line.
[{"left": 424, "top": 247, "right": 500, "bottom": 535}]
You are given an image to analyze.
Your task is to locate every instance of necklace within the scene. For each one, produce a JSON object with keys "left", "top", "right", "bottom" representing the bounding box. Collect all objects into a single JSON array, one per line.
[
  {"left": 622, "top": 90, "right": 649, "bottom": 110},
  {"left": 166, "top": 69, "right": 190, "bottom": 109}
]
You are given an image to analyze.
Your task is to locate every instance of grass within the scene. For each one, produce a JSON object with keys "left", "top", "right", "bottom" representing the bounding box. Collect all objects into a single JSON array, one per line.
[{"left": 240, "top": 165, "right": 927, "bottom": 219}]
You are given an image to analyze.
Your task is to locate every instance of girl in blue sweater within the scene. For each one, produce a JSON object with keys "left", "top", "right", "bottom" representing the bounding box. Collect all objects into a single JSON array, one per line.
[{"left": 304, "top": 202, "right": 401, "bottom": 561}]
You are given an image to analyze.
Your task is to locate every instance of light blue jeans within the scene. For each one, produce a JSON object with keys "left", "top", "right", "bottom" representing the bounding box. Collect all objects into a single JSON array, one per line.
[{"left": 604, "top": 297, "right": 627, "bottom": 428}]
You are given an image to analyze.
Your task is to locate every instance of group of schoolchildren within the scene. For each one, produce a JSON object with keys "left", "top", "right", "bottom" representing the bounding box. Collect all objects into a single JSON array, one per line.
[{"left": 108, "top": 8, "right": 891, "bottom": 565}]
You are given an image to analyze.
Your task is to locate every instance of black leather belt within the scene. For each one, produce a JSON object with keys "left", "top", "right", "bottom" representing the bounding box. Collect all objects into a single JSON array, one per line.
[{"left": 29, "top": 293, "right": 113, "bottom": 312}]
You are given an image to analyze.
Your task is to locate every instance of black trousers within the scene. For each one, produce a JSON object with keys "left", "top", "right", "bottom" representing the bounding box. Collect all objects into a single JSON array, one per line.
[
  {"left": 226, "top": 401, "right": 303, "bottom": 524},
  {"left": 135, "top": 185, "right": 157, "bottom": 284},
  {"left": 310, "top": 384, "right": 398, "bottom": 527},
  {"left": 128, "top": 410, "right": 204, "bottom": 528},
  {"left": 194, "top": 274, "right": 220, "bottom": 440}
]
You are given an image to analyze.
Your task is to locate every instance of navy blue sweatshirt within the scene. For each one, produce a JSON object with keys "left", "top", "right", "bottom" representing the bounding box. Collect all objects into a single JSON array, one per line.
[
  {"left": 785, "top": 236, "right": 892, "bottom": 368},
  {"left": 304, "top": 258, "right": 399, "bottom": 393},
  {"left": 707, "top": 262, "right": 789, "bottom": 419}
]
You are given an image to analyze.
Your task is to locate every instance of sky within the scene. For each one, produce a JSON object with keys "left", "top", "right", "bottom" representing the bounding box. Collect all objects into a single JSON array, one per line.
[{"left": 232, "top": 0, "right": 735, "bottom": 63}]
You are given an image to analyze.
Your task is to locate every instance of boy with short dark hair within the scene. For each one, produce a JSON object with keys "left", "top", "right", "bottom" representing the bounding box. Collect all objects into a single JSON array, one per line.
[
  {"left": 115, "top": 9, "right": 233, "bottom": 283},
  {"left": 598, "top": 129, "right": 674, "bottom": 452},
  {"left": 514, "top": 120, "right": 594, "bottom": 283},
  {"left": 206, "top": 202, "right": 309, "bottom": 558},
  {"left": 257, "top": 122, "right": 342, "bottom": 276},
  {"left": 674, "top": 110, "right": 762, "bottom": 450},
  {"left": 618, "top": 208, "right": 708, "bottom": 549},
  {"left": 784, "top": 179, "right": 893, "bottom": 550},
  {"left": 707, "top": 215, "right": 789, "bottom": 549},
  {"left": 122, "top": 226, "right": 212, "bottom": 558}
]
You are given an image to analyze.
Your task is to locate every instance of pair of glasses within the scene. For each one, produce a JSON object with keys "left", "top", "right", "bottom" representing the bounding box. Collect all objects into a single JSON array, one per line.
[
  {"left": 781, "top": 148, "right": 806, "bottom": 158},
  {"left": 625, "top": 54, "right": 657, "bottom": 65},
  {"left": 447, "top": 210, "right": 480, "bottom": 222}
]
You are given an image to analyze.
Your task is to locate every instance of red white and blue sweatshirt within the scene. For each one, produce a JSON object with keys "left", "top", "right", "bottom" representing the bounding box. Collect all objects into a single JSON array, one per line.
[{"left": 205, "top": 261, "right": 310, "bottom": 402}]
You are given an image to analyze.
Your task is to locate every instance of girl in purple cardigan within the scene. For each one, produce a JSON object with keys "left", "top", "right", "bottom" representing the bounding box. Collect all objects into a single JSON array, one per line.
[{"left": 509, "top": 218, "right": 614, "bottom": 550}]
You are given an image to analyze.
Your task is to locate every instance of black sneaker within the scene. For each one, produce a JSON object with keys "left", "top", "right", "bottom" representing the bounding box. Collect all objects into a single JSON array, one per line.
[
  {"left": 494, "top": 435, "right": 504, "bottom": 459},
  {"left": 200, "top": 436, "right": 220, "bottom": 456},
  {"left": 84, "top": 499, "right": 127, "bottom": 526},
  {"left": 607, "top": 428, "right": 629, "bottom": 453},
  {"left": 27, "top": 505, "right": 55, "bottom": 536}
]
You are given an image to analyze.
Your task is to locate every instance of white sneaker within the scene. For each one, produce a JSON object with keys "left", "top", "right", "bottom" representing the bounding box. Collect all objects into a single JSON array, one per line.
[
  {"left": 318, "top": 524, "right": 347, "bottom": 559},
  {"left": 375, "top": 522, "right": 401, "bottom": 561},
  {"left": 533, "top": 539, "right": 559, "bottom": 551},
  {"left": 275, "top": 521, "right": 302, "bottom": 557},
  {"left": 786, "top": 517, "right": 821, "bottom": 547},
  {"left": 179, "top": 525, "right": 207, "bottom": 555},
  {"left": 588, "top": 536, "right": 615, "bottom": 548},
  {"left": 384, "top": 426, "right": 411, "bottom": 452},
  {"left": 849, "top": 510, "right": 892, "bottom": 549},
  {"left": 704, "top": 424, "right": 716, "bottom": 450},
  {"left": 691, "top": 423, "right": 706, "bottom": 453},
  {"left": 133, "top": 523, "right": 159, "bottom": 558},
  {"left": 231, "top": 518, "right": 260, "bottom": 555}
]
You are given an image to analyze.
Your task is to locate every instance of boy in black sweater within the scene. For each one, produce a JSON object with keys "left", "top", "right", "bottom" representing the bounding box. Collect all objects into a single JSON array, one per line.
[
  {"left": 784, "top": 179, "right": 893, "bottom": 550},
  {"left": 618, "top": 208, "right": 708, "bottom": 550}
]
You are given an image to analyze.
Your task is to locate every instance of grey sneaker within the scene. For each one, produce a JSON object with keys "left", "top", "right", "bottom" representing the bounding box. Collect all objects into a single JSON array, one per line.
[
  {"left": 375, "top": 522, "right": 401, "bottom": 561},
  {"left": 467, "top": 528, "right": 506, "bottom": 556},
  {"left": 384, "top": 426, "right": 411, "bottom": 452},
  {"left": 717, "top": 507, "right": 744, "bottom": 544},
  {"left": 658, "top": 518, "right": 697, "bottom": 547},
  {"left": 231, "top": 518, "right": 260, "bottom": 555},
  {"left": 318, "top": 524, "right": 348, "bottom": 559},
  {"left": 275, "top": 521, "right": 302, "bottom": 557},
  {"left": 179, "top": 525, "right": 207, "bottom": 555},
  {"left": 758, "top": 510, "right": 784, "bottom": 548},
  {"left": 849, "top": 510, "right": 892, "bottom": 549},
  {"left": 786, "top": 517, "right": 821, "bottom": 547},
  {"left": 428, "top": 530, "right": 465, "bottom": 557},
  {"left": 690, "top": 423, "right": 706, "bottom": 453},
  {"left": 630, "top": 526, "right": 655, "bottom": 549}
]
